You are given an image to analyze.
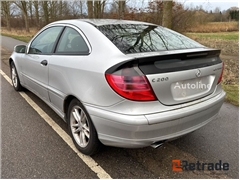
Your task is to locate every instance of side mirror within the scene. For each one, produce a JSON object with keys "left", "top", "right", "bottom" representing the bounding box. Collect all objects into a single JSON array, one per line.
[{"left": 14, "top": 45, "right": 26, "bottom": 53}]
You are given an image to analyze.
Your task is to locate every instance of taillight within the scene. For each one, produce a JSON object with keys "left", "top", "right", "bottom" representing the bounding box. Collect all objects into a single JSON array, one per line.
[
  {"left": 105, "top": 65, "right": 157, "bottom": 101},
  {"left": 217, "top": 62, "right": 224, "bottom": 84}
]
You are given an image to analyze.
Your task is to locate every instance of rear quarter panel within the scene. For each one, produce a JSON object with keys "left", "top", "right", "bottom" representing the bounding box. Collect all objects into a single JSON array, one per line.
[{"left": 48, "top": 21, "right": 133, "bottom": 108}]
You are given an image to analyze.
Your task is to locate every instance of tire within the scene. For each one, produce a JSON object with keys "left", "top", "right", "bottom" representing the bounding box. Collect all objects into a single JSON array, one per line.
[
  {"left": 10, "top": 62, "right": 23, "bottom": 91},
  {"left": 67, "top": 99, "right": 101, "bottom": 155}
]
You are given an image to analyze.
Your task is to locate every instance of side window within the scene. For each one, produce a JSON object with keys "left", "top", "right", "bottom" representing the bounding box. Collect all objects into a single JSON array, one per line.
[
  {"left": 29, "top": 26, "right": 63, "bottom": 54},
  {"left": 55, "top": 27, "right": 89, "bottom": 54}
]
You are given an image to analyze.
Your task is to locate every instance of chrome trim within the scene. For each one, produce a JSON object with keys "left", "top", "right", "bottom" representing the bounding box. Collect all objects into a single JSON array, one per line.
[
  {"left": 196, "top": 69, "right": 201, "bottom": 77},
  {"left": 151, "top": 141, "right": 165, "bottom": 148}
]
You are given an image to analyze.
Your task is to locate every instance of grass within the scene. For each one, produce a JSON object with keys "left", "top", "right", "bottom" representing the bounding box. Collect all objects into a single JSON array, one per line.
[
  {"left": 1, "top": 33, "right": 32, "bottom": 43},
  {"left": 1, "top": 27, "right": 38, "bottom": 43},
  {"left": 186, "top": 32, "right": 239, "bottom": 41},
  {"left": 186, "top": 32, "right": 239, "bottom": 56},
  {"left": 186, "top": 21, "right": 239, "bottom": 33},
  {"left": 222, "top": 85, "right": 239, "bottom": 106}
]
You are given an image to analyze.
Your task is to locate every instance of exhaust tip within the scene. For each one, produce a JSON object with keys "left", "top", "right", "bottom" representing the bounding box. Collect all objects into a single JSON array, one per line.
[{"left": 151, "top": 141, "right": 165, "bottom": 149}]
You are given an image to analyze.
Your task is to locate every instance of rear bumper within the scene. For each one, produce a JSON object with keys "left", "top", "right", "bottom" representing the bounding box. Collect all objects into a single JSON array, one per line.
[{"left": 85, "top": 90, "right": 226, "bottom": 148}]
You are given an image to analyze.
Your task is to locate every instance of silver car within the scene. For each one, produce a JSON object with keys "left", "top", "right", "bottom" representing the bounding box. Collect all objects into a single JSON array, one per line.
[{"left": 9, "top": 19, "right": 225, "bottom": 155}]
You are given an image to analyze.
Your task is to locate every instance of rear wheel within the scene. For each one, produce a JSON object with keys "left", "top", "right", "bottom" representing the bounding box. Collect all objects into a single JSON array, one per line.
[
  {"left": 67, "top": 99, "right": 101, "bottom": 155},
  {"left": 10, "top": 62, "right": 23, "bottom": 91}
]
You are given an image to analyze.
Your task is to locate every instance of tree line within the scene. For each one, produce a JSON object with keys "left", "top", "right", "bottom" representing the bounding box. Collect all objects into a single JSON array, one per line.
[{"left": 1, "top": 0, "right": 239, "bottom": 32}]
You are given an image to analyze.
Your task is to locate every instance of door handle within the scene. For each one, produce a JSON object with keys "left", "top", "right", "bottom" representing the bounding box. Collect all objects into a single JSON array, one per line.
[{"left": 41, "top": 60, "right": 48, "bottom": 66}]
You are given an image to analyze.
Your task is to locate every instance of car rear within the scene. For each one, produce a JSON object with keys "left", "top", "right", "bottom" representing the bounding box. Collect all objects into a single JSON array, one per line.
[{"left": 82, "top": 20, "right": 226, "bottom": 148}]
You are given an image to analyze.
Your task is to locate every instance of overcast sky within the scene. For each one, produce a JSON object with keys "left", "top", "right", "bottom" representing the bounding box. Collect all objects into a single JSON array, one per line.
[{"left": 179, "top": 0, "right": 239, "bottom": 11}]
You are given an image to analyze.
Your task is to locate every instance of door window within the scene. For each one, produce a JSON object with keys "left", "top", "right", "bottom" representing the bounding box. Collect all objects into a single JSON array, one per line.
[
  {"left": 29, "top": 26, "right": 63, "bottom": 54},
  {"left": 55, "top": 27, "right": 89, "bottom": 55}
]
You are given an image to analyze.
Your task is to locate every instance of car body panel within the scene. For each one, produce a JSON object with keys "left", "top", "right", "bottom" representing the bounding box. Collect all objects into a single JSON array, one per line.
[
  {"left": 22, "top": 54, "right": 49, "bottom": 101},
  {"left": 48, "top": 54, "right": 125, "bottom": 109}
]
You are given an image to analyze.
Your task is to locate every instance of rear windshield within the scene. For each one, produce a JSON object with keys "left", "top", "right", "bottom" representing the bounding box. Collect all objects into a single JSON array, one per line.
[{"left": 97, "top": 24, "right": 204, "bottom": 54}]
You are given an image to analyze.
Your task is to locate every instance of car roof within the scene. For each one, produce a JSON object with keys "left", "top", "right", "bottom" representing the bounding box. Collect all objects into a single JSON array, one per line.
[
  {"left": 80, "top": 19, "right": 157, "bottom": 26},
  {"left": 50, "top": 19, "right": 157, "bottom": 27}
]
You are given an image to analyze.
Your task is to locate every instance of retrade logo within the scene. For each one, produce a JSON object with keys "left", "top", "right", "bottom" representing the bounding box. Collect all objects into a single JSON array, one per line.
[
  {"left": 172, "top": 160, "right": 229, "bottom": 171},
  {"left": 172, "top": 160, "right": 183, "bottom": 172}
]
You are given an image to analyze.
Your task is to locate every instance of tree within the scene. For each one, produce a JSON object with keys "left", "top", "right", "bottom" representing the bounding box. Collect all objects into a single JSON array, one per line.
[
  {"left": 117, "top": 0, "right": 126, "bottom": 19},
  {"left": 229, "top": 10, "right": 239, "bottom": 21},
  {"left": 60, "top": 1, "right": 71, "bottom": 19},
  {"left": 1, "top": 1, "right": 12, "bottom": 31},
  {"left": 33, "top": 1, "right": 40, "bottom": 28},
  {"left": 94, "top": 0, "right": 106, "bottom": 18},
  {"left": 147, "top": 0, "right": 163, "bottom": 25},
  {"left": 70, "top": 1, "right": 87, "bottom": 18},
  {"left": 162, "top": 0, "right": 173, "bottom": 28},
  {"left": 41, "top": 1, "right": 49, "bottom": 25},
  {"left": 14, "top": 1, "right": 30, "bottom": 32},
  {"left": 87, "top": 1, "right": 93, "bottom": 18},
  {"left": 87, "top": 0, "right": 106, "bottom": 18},
  {"left": 49, "top": 1, "right": 58, "bottom": 21},
  {"left": 28, "top": 1, "right": 33, "bottom": 21}
]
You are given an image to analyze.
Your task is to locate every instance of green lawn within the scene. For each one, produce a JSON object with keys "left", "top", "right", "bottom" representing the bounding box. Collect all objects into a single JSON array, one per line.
[
  {"left": 1, "top": 33, "right": 32, "bottom": 43},
  {"left": 186, "top": 32, "right": 239, "bottom": 40},
  {"left": 222, "top": 85, "right": 239, "bottom": 106}
]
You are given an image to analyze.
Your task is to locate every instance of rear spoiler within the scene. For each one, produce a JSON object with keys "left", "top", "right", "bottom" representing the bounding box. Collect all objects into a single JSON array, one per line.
[
  {"left": 138, "top": 49, "right": 222, "bottom": 74},
  {"left": 106, "top": 49, "right": 222, "bottom": 74}
]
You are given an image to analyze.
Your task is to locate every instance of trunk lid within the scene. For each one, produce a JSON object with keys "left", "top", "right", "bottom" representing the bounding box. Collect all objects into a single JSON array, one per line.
[{"left": 133, "top": 48, "right": 223, "bottom": 105}]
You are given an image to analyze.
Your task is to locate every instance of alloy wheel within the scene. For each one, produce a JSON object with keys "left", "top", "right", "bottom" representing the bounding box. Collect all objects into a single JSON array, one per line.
[
  {"left": 11, "top": 65, "right": 18, "bottom": 88},
  {"left": 70, "top": 106, "right": 90, "bottom": 148}
]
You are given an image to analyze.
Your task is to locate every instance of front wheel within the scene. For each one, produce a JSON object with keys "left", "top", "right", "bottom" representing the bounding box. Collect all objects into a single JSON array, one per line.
[
  {"left": 67, "top": 99, "right": 101, "bottom": 155},
  {"left": 10, "top": 62, "right": 23, "bottom": 91}
]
